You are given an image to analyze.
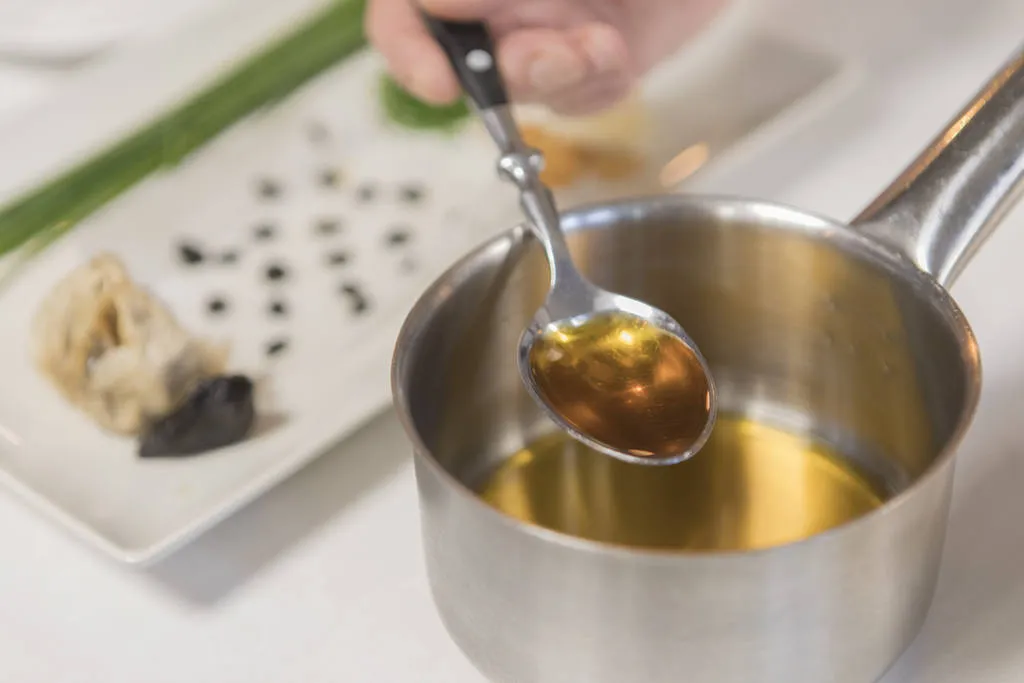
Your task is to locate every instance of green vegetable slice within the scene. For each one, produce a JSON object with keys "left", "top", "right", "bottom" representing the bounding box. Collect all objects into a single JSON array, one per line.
[{"left": 378, "top": 74, "right": 470, "bottom": 131}]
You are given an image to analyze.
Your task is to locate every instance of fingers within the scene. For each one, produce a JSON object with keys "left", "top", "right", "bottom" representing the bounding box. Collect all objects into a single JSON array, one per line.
[
  {"left": 627, "top": 0, "right": 729, "bottom": 73},
  {"left": 546, "top": 72, "right": 633, "bottom": 116},
  {"left": 365, "top": 0, "right": 461, "bottom": 104},
  {"left": 418, "top": 0, "right": 501, "bottom": 19},
  {"left": 498, "top": 28, "right": 588, "bottom": 99},
  {"left": 367, "top": 0, "right": 635, "bottom": 115},
  {"left": 499, "top": 22, "right": 633, "bottom": 115}
]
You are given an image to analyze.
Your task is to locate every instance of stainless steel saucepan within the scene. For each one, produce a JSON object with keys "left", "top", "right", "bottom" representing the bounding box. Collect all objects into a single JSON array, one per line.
[{"left": 392, "top": 44, "right": 1024, "bottom": 683}]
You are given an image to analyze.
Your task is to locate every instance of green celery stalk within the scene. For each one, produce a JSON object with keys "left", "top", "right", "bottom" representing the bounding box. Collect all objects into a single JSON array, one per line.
[{"left": 0, "top": 0, "right": 368, "bottom": 258}]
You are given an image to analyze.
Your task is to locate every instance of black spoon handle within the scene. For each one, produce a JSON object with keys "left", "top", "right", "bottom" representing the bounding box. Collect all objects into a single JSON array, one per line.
[{"left": 421, "top": 15, "right": 508, "bottom": 110}]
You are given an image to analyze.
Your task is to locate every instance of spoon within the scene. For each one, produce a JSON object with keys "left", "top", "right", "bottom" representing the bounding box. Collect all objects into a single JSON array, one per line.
[{"left": 423, "top": 16, "right": 717, "bottom": 466}]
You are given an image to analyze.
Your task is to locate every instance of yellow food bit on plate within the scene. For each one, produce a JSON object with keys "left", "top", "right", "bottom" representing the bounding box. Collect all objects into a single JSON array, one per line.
[
  {"left": 517, "top": 93, "right": 649, "bottom": 189},
  {"left": 521, "top": 124, "right": 645, "bottom": 189}
]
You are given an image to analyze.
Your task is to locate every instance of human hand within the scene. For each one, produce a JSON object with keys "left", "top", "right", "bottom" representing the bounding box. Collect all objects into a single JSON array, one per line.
[{"left": 366, "top": 0, "right": 728, "bottom": 116}]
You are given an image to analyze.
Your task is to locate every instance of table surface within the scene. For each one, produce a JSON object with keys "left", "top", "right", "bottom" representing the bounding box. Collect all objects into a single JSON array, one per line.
[{"left": 4, "top": 0, "right": 1024, "bottom": 681}]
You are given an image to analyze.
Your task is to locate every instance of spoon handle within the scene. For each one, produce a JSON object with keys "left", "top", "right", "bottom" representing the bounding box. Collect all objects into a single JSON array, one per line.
[
  {"left": 421, "top": 16, "right": 525, "bottom": 154},
  {"left": 422, "top": 15, "right": 580, "bottom": 287},
  {"left": 421, "top": 17, "right": 508, "bottom": 111}
]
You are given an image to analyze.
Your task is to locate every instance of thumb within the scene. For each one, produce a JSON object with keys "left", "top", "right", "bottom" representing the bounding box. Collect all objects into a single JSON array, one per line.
[{"left": 366, "top": 0, "right": 462, "bottom": 104}]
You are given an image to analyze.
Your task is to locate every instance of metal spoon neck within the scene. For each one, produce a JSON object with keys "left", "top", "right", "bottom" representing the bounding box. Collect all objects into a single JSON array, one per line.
[
  {"left": 477, "top": 105, "right": 582, "bottom": 288},
  {"left": 515, "top": 183, "right": 578, "bottom": 284}
]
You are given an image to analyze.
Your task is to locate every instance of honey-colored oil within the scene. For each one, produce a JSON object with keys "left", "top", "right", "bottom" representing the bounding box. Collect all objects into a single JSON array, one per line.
[
  {"left": 478, "top": 414, "right": 886, "bottom": 551},
  {"left": 528, "top": 312, "right": 712, "bottom": 459}
]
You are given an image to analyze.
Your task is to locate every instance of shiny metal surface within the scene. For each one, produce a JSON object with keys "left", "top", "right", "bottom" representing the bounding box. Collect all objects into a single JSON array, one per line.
[
  {"left": 479, "top": 104, "right": 717, "bottom": 466},
  {"left": 393, "top": 44, "right": 1024, "bottom": 683},
  {"left": 853, "top": 48, "right": 1024, "bottom": 287}
]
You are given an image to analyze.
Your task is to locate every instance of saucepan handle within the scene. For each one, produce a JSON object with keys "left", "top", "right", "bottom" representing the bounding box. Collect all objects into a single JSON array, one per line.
[{"left": 852, "top": 46, "right": 1024, "bottom": 287}]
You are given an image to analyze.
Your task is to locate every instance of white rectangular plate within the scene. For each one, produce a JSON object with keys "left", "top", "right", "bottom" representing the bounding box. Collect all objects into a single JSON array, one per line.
[{"left": 0, "top": 1, "right": 855, "bottom": 564}]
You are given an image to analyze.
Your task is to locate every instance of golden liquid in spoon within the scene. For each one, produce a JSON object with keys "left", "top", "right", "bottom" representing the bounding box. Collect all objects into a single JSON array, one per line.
[
  {"left": 528, "top": 311, "right": 712, "bottom": 459},
  {"left": 478, "top": 415, "right": 886, "bottom": 551}
]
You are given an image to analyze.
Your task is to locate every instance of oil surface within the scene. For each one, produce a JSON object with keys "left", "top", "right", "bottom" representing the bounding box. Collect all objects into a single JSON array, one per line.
[
  {"left": 478, "top": 414, "right": 886, "bottom": 551},
  {"left": 528, "top": 312, "right": 712, "bottom": 459}
]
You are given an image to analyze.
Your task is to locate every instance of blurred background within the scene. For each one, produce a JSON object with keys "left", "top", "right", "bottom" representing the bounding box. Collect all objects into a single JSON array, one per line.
[{"left": 1, "top": 0, "right": 1024, "bottom": 681}]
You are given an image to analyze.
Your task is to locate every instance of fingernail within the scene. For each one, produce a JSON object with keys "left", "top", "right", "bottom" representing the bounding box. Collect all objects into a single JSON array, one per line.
[{"left": 528, "top": 47, "right": 587, "bottom": 93}]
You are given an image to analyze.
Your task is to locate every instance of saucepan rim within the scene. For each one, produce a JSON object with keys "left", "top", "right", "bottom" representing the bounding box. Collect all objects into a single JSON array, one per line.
[{"left": 391, "top": 193, "right": 982, "bottom": 562}]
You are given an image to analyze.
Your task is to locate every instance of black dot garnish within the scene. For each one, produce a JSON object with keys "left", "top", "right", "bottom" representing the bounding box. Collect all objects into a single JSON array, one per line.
[
  {"left": 398, "top": 183, "right": 425, "bottom": 204},
  {"left": 319, "top": 169, "right": 342, "bottom": 188},
  {"left": 253, "top": 224, "right": 275, "bottom": 241},
  {"left": 268, "top": 299, "right": 288, "bottom": 317},
  {"left": 257, "top": 178, "right": 282, "bottom": 199},
  {"left": 356, "top": 183, "right": 377, "bottom": 203},
  {"left": 220, "top": 250, "right": 240, "bottom": 264},
  {"left": 265, "top": 338, "right": 289, "bottom": 357},
  {"left": 340, "top": 282, "right": 371, "bottom": 315},
  {"left": 385, "top": 227, "right": 411, "bottom": 247},
  {"left": 265, "top": 263, "right": 289, "bottom": 283},
  {"left": 307, "top": 121, "right": 330, "bottom": 145},
  {"left": 177, "top": 241, "right": 205, "bottom": 265},
  {"left": 316, "top": 218, "right": 342, "bottom": 236},
  {"left": 326, "top": 250, "right": 350, "bottom": 266},
  {"left": 207, "top": 297, "right": 229, "bottom": 315}
]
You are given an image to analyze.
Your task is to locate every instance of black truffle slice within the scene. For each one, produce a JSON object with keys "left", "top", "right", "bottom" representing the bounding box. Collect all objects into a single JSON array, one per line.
[
  {"left": 264, "top": 262, "right": 289, "bottom": 282},
  {"left": 177, "top": 242, "right": 205, "bottom": 265},
  {"left": 257, "top": 178, "right": 282, "bottom": 199},
  {"left": 319, "top": 169, "right": 342, "bottom": 188},
  {"left": 207, "top": 297, "right": 229, "bottom": 316},
  {"left": 398, "top": 183, "right": 425, "bottom": 204},
  {"left": 325, "top": 250, "right": 350, "bottom": 266},
  {"left": 340, "top": 282, "right": 370, "bottom": 315},
  {"left": 138, "top": 375, "right": 256, "bottom": 458},
  {"left": 385, "top": 226, "right": 411, "bottom": 247},
  {"left": 253, "top": 224, "right": 275, "bottom": 241},
  {"left": 265, "top": 338, "right": 289, "bottom": 357},
  {"left": 268, "top": 299, "right": 288, "bottom": 317},
  {"left": 316, "top": 218, "right": 342, "bottom": 236}
]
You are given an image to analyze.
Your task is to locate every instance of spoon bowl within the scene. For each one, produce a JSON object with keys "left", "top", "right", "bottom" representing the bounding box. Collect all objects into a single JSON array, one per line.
[{"left": 517, "top": 275, "right": 717, "bottom": 466}]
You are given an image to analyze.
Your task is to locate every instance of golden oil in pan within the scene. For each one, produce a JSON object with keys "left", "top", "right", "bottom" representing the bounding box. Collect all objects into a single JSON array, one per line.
[
  {"left": 478, "top": 414, "right": 886, "bottom": 551},
  {"left": 528, "top": 311, "right": 712, "bottom": 459}
]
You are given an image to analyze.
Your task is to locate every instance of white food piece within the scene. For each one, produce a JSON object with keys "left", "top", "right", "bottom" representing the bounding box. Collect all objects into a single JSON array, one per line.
[{"left": 30, "top": 253, "right": 228, "bottom": 436}]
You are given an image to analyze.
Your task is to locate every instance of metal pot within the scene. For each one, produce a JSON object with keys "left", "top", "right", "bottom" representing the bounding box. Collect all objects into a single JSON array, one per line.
[{"left": 392, "top": 45, "right": 1024, "bottom": 683}]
